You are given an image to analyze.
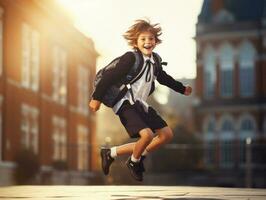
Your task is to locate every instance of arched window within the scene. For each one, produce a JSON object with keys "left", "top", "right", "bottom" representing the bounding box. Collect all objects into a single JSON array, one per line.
[
  {"left": 203, "top": 45, "right": 216, "bottom": 98},
  {"left": 203, "top": 116, "right": 216, "bottom": 166},
  {"left": 238, "top": 115, "right": 256, "bottom": 165},
  {"left": 219, "top": 43, "right": 234, "bottom": 97},
  {"left": 219, "top": 115, "right": 235, "bottom": 168},
  {"left": 238, "top": 41, "right": 256, "bottom": 97}
]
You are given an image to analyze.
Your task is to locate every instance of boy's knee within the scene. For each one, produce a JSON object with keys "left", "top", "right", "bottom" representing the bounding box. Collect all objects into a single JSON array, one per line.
[
  {"left": 139, "top": 128, "right": 153, "bottom": 142},
  {"left": 161, "top": 127, "right": 173, "bottom": 142}
]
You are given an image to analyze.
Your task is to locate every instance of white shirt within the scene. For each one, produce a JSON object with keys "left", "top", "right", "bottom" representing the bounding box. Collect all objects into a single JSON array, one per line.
[{"left": 113, "top": 54, "right": 156, "bottom": 113}]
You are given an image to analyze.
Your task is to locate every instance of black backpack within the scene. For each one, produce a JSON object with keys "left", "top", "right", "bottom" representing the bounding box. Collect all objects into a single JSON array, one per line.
[{"left": 93, "top": 51, "right": 166, "bottom": 107}]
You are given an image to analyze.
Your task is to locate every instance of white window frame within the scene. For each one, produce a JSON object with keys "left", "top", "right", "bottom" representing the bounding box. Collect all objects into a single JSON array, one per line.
[
  {"left": 237, "top": 114, "right": 256, "bottom": 165},
  {"left": 218, "top": 115, "right": 235, "bottom": 168},
  {"left": 203, "top": 45, "right": 216, "bottom": 99},
  {"left": 238, "top": 41, "right": 256, "bottom": 97},
  {"left": 219, "top": 43, "right": 234, "bottom": 98},
  {"left": 20, "top": 103, "right": 39, "bottom": 154},
  {"left": 77, "top": 125, "right": 89, "bottom": 171},
  {"left": 52, "top": 116, "right": 67, "bottom": 161},
  {"left": 52, "top": 45, "right": 67, "bottom": 105},
  {"left": 21, "top": 23, "right": 40, "bottom": 91},
  {"left": 78, "top": 65, "right": 89, "bottom": 115},
  {"left": 203, "top": 115, "right": 216, "bottom": 166}
]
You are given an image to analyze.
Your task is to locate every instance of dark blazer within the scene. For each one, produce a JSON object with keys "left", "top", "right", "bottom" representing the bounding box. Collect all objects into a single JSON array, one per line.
[{"left": 92, "top": 50, "right": 186, "bottom": 101}]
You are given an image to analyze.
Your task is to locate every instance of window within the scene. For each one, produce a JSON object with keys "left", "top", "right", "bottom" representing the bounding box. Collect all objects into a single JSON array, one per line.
[
  {"left": 20, "top": 104, "right": 39, "bottom": 154},
  {"left": 0, "top": 8, "right": 3, "bottom": 76},
  {"left": 21, "top": 23, "right": 40, "bottom": 91},
  {"left": 77, "top": 125, "right": 89, "bottom": 171},
  {"left": 238, "top": 41, "right": 256, "bottom": 97},
  {"left": 219, "top": 116, "right": 235, "bottom": 168},
  {"left": 52, "top": 45, "right": 67, "bottom": 105},
  {"left": 203, "top": 45, "right": 216, "bottom": 98},
  {"left": 203, "top": 116, "right": 216, "bottom": 166},
  {"left": 219, "top": 43, "right": 234, "bottom": 97},
  {"left": 78, "top": 65, "right": 89, "bottom": 115},
  {"left": 238, "top": 115, "right": 256, "bottom": 164},
  {"left": 52, "top": 116, "right": 67, "bottom": 161}
]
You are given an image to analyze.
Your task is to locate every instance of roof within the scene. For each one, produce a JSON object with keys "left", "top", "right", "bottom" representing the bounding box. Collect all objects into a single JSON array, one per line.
[{"left": 198, "top": 0, "right": 266, "bottom": 23}]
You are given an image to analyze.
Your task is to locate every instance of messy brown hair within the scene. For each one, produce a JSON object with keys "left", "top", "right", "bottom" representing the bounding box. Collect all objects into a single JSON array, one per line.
[{"left": 123, "top": 19, "right": 162, "bottom": 48}]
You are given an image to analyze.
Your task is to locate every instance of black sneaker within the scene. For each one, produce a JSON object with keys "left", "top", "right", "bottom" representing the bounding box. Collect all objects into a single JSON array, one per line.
[
  {"left": 140, "top": 156, "right": 146, "bottom": 172},
  {"left": 125, "top": 157, "right": 143, "bottom": 182},
  {"left": 100, "top": 148, "right": 114, "bottom": 175}
]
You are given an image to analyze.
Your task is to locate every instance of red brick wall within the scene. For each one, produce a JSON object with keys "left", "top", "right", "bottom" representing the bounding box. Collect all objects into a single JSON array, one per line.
[{"left": 1, "top": 0, "right": 98, "bottom": 171}]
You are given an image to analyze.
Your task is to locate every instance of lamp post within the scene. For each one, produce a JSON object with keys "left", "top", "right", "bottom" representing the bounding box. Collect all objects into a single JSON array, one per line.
[{"left": 245, "top": 137, "right": 252, "bottom": 188}]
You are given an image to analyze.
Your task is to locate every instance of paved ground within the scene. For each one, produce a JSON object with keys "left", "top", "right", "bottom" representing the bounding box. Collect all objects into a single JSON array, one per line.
[{"left": 0, "top": 186, "right": 265, "bottom": 200}]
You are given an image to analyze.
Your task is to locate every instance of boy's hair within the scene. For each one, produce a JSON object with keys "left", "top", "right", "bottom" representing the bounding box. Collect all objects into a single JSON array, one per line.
[{"left": 123, "top": 19, "right": 162, "bottom": 48}]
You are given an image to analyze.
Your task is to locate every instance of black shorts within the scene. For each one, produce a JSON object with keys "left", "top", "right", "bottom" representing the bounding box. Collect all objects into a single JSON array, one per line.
[{"left": 117, "top": 101, "right": 168, "bottom": 138}]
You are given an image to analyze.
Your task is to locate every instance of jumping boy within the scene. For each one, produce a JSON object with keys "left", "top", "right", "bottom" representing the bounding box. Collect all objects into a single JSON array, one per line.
[{"left": 89, "top": 19, "right": 192, "bottom": 181}]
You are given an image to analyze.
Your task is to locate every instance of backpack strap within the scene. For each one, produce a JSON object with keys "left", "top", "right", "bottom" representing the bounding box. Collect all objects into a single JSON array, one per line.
[{"left": 152, "top": 52, "right": 167, "bottom": 76}]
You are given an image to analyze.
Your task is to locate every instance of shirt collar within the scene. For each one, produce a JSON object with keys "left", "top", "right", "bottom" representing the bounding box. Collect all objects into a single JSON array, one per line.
[{"left": 143, "top": 54, "right": 155, "bottom": 64}]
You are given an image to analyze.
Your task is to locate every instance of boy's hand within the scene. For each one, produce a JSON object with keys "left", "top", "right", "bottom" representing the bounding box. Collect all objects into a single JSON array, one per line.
[
  {"left": 184, "top": 85, "right": 192, "bottom": 96},
  {"left": 89, "top": 99, "right": 102, "bottom": 112}
]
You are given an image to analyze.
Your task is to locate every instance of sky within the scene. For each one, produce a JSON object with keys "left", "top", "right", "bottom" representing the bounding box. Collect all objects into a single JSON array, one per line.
[{"left": 57, "top": 0, "right": 203, "bottom": 80}]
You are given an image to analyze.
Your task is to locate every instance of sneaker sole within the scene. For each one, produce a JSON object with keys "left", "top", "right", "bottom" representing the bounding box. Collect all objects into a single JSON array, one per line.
[{"left": 126, "top": 161, "right": 143, "bottom": 182}]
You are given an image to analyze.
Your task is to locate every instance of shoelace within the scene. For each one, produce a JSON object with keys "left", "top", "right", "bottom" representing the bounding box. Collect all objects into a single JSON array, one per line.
[{"left": 145, "top": 59, "right": 152, "bottom": 82}]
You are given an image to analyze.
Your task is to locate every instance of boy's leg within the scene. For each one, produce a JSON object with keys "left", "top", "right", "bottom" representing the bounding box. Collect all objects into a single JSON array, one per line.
[
  {"left": 115, "top": 126, "right": 173, "bottom": 155},
  {"left": 132, "top": 128, "right": 153, "bottom": 159},
  {"left": 126, "top": 128, "right": 153, "bottom": 181},
  {"left": 146, "top": 126, "right": 173, "bottom": 152}
]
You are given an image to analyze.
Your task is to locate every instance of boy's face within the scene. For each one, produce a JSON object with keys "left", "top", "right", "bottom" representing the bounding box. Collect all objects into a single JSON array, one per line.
[{"left": 135, "top": 31, "right": 156, "bottom": 57}]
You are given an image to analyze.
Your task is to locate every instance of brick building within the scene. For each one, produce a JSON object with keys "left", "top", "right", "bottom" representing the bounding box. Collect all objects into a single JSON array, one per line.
[
  {"left": 195, "top": 0, "right": 266, "bottom": 187},
  {"left": 0, "top": 0, "right": 98, "bottom": 185}
]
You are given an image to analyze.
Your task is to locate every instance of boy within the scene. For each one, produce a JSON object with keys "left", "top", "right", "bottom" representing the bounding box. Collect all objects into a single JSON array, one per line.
[{"left": 89, "top": 19, "right": 192, "bottom": 181}]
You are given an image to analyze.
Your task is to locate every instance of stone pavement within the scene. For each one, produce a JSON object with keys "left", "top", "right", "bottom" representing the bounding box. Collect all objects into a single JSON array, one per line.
[{"left": 0, "top": 185, "right": 265, "bottom": 200}]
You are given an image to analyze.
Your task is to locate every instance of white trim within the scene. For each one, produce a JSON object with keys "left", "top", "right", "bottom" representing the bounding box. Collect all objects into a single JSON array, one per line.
[
  {"left": 0, "top": 161, "right": 16, "bottom": 168},
  {"left": 197, "top": 104, "right": 266, "bottom": 113},
  {"left": 196, "top": 30, "right": 260, "bottom": 41}
]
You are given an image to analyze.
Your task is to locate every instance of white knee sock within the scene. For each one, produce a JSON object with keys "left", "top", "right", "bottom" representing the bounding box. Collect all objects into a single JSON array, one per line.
[
  {"left": 141, "top": 149, "right": 149, "bottom": 157},
  {"left": 131, "top": 155, "right": 141, "bottom": 162},
  {"left": 110, "top": 147, "right": 117, "bottom": 158}
]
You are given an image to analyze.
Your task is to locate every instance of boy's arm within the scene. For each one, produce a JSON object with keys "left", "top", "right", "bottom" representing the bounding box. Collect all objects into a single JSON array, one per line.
[
  {"left": 89, "top": 99, "right": 102, "bottom": 112},
  {"left": 156, "top": 69, "right": 192, "bottom": 95},
  {"left": 92, "top": 52, "right": 135, "bottom": 101}
]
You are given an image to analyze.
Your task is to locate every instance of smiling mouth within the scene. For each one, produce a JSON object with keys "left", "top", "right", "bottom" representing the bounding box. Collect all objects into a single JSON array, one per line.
[{"left": 144, "top": 45, "right": 153, "bottom": 50}]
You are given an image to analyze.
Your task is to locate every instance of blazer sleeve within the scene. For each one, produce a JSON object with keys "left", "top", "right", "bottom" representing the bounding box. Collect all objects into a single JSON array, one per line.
[
  {"left": 92, "top": 51, "right": 135, "bottom": 101},
  {"left": 156, "top": 68, "right": 186, "bottom": 94}
]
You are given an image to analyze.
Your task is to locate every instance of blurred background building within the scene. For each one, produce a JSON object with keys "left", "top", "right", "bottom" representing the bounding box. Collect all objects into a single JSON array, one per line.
[
  {"left": 0, "top": 0, "right": 265, "bottom": 188},
  {"left": 194, "top": 0, "right": 266, "bottom": 187},
  {"left": 0, "top": 0, "right": 98, "bottom": 185}
]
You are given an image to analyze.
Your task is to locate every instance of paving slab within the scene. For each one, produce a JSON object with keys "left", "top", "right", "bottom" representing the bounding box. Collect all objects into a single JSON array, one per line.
[{"left": 0, "top": 186, "right": 265, "bottom": 200}]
